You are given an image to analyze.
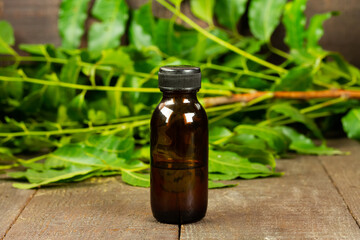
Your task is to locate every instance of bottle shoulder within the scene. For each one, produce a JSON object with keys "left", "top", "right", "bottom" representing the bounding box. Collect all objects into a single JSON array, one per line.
[{"left": 151, "top": 99, "right": 207, "bottom": 126}]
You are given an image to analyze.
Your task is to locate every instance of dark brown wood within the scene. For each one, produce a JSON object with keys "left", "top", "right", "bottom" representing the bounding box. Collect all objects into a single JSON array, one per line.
[
  {"left": 306, "top": 0, "right": 360, "bottom": 68},
  {"left": 3, "top": 177, "right": 178, "bottom": 240},
  {"left": 0, "top": 0, "right": 62, "bottom": 46},
  {"left": 0, "top": 179, "right": 35, "bottom": 239},
  {"left": 181, "top": 154, "right": 360, "bottom": 239},
  {"left": 320, "top": 139, "right": 360, "bottom": 227}
]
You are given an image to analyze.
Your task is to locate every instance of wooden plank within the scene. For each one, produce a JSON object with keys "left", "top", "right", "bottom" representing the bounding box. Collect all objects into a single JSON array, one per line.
[
  {"left": 0, "top": 179, "right": 35, "bottom": 239},
  {"left": 181, "top": 154, "right": 360, "bottom": 239},
  {"left": 320, "top": 139, "right": 360, "bottom": 227},
  {"left": 4, "top": 177, "right": 178, "bottom": 240},
  {"left": 0, "top": 0, "right": 62, "bottom": 46}
]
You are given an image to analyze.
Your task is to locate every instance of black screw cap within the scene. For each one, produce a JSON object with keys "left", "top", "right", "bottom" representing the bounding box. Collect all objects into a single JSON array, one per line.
[{"left": 158, "top": 65, "right": 201, "bottom": 91}]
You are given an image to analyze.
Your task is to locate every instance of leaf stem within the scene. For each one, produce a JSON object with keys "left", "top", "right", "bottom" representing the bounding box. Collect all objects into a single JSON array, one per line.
[
  {"left": 0, "top": 120, "right": 150, "bottom": 138},
  {"left": 156, "top": 0, "right": 287, "bottom": 74},
  {"left": 201, "top": 63, "right": 280, "bottom": 81},
  {"left": 0, "top": 75, "right": 230, "bottom": 95}
]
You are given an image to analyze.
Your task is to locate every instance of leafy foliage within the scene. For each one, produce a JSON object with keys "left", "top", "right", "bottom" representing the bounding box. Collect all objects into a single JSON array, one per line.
[
  {"left": 249, "top": 0, "right": 287, "bottom": 41},
  {"left": 0, "top": 0, "right": 359, "bottom": 189},
  {"left": 59, "top": 0, "right": 91, "bottom": 49}
]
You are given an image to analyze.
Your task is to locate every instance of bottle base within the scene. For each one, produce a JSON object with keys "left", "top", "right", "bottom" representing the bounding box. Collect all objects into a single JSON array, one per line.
[{"left": 153, "top": 211, "right": 206, "bottom": 224}]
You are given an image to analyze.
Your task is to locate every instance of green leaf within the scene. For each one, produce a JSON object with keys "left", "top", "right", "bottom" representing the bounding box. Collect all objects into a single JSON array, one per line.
[
  {"left": 88, "top": 0, "right": 129, "bottom": 53},
  {"left": 209, "top": 150, "right": 272, "bottom": 175},
  {"left": 267, "top": 103, "right": 323, "bottom": 138},
  {"left": 0, "top": 20, "right": 15, "bottom": 45},
  {"left": 97, "top": 48, "right": 134, "bottom": 71},
  {"left": 58, "top": 0, "right": 91, "bottom": 49},
  {"left": 249, "top": 0, "right": 287, "bottom": 41},
  {"left": 214, "top": 0, "right": 247, "bottom": 31},
  {"left": 86, "top": 134, "right": 134, "bottom": 160},
  {"left": 275, "top": 126, "right": 342, "bottom": 155},
  {"left": 208, "top": 180, "right": 236, "bottom": 189},
  {"left": 190, "top": 0, "right": 215, "bottom": 25},
  {"left": 209, "top": 173, "right": 238, "bottom": 181},
  {"left": 209, "top": 126, "right": 233, "bottom": 142},
  {"left": 342, "top": 108, "right": 360, "bottom": 140},
  {"left": 307, "top": 12, "right": 338, "bottom": 51},
  {"left": 234, "top": 125, "right": 289, "bottom": 153},
  {"left": 154, "top": 19, "right": 182, "bottom": 56},
  {"left": 11, "top": 165, "right": 95, "bottom": 189},
  {"left": 19, "top": 89, "right": 44, "bottom": 114},
  {"left": 274, "top": 67, "right": 312, "bottom": 91},
  {"left": 122, "top": 171, "right": 150, "bottom": 187},
  {"left": 59, "top": 56, "right": 81, "bottom": 102},
  {"left": 67, "top": 92, "right": 88, "bottom": 121},
  {"left": 189, "top": 29, "right": 229, "bottom": 61},
  {"left": 222, "top": 144, "right": 276, "bottom": 169},
  {"left": 0, "top": 20, "right": 16, "bottom": 55},
  {"left": 129, "top": 3, "right": 155, "bottom": 49},
  {"left": 19, "top": 44, "right": 50, "bottom": 56},
  {"left": 228, "top": 134, "right": 268, "bottom": 150},
  {"left": 283, "top": 0, "right": 308, "bottom": 50}
]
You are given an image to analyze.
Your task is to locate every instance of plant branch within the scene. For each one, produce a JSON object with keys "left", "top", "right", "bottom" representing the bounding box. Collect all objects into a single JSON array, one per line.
[
  {"left": 156, "top": 0, "right": 287, "bottom": 74},
  {"left": 203, "top": 90, "right": 360, "bottom": 107},
  {"left": 0, "top": 120, "right": 150, "bottom": 138},
  {"left": 0, "top": 76, "right": 230, "bottom": 95},
  {"left": 201, "top": 63, "right": 280, "bottom": 81}
]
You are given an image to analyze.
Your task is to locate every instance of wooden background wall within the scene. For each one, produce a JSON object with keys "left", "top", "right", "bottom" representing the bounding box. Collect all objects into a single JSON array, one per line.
[{"left": 0, "top": 0, "right": 359, "bottom": 67}]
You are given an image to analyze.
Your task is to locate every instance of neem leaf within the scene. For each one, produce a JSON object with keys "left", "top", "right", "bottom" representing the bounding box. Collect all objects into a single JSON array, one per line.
[
  {"left": 67, "top": 92, "right": 88, "bottom": 121},
  {"left": 45, "top": 144, "right": 119, "bottom": 168},
  {"left": 222, "top": 144, "right": 276, "bottom": 169},
  {"left": 228, "top": 134, "right": 268, "bottom": 150},
  {"left": 342, "top": 108, "right": 360, "bottom": 140},
  {"left": 89, "top": 0, "right": 129, "bottom": 53},
  {"left": 267, "top": 103, "right": 323, "bottom": 139},
  {"left": 19, "top": 44, "right": 49, "bottom": 56},
  {"left": 122, "top": 171, "right": 150, "bottom": 187},
  {"left": 86, "top": 134, "right": 134, "bottom": 160},
  {"left": 208, "top": 181, "right": 236, "bottom": 189},
  {"left": 11, "top": 165, "right": 95, "bottom": 189},
  {"left": 190, "top": 0, "right": 215, "bottom": 25},
  {"left": 307, "top": 12, "right": 338, "bottom": 51},
  {"left": 209, "top": 173, "right": 238, "bottom": 181},
  {"left": 234, "top": 125, "right": 289, "bottom": 153},
  {"left": 0, "top": 20, "right": 15, "bottom": 45},
  {"left": 154, "top": 19, "right": 182, "bottom": 56},
  {"left": 0, "top": 20, "right": 16, "bottom": 55},
  {"left": 129, "top": 3, "right": 155, "bottom": 49},
  {"left": 275, "top": 126, "right": 342, "bottom": 155},
  {"left": 59, "top": 56, "right": 81, "bottom": 102},
  {"left": 58, "top": 0, "right": 91, "bottom": 49},
  {"left": 214, "top": 0, "right": 247, "bottom": 31},
  {"left": 209, "top": 150, "right": 272, "bottom": 175},
  {"left": 283, "top": 0, "right": 308, "bottom": 50},
  {"left": 274, "top": 67, "right": 312, "bottom": 91},
  {"left": 249, "top": 0, "right": 287, "bottom": 41},
  {"left": 209, "top": 126, "right": 233, "bottom": 142},
  {"left": 97, "top": 48, "right": 134, "bottom": 71}
]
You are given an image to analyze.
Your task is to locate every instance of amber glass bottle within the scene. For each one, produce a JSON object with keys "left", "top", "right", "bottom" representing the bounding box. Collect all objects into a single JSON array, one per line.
[{"left": 150, "top": 65, "right": 208, "bottom": 224}]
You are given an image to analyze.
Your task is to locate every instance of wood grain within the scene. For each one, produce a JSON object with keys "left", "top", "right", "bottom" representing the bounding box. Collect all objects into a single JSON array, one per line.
[
  {"left": 181, "top": 155, "right": 360, "bottom": 239},
  {"left": 4, "top": 177, "right": 178, "bottom": 240},
  {"left": 0, "top": 179, "right": 35, "bottom": 239},
  {"left": 320, "top": 139, "right": 360, "bottom": 227}
]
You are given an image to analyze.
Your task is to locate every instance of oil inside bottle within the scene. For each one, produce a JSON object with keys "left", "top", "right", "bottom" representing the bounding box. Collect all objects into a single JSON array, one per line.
[{"left": 151, "top": 164, "right": 208, "bottom": 224}]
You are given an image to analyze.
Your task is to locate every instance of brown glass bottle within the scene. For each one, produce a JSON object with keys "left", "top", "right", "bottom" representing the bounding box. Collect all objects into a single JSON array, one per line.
[{"left": 150, "top": 66, "right": 208, "bottom": 224}]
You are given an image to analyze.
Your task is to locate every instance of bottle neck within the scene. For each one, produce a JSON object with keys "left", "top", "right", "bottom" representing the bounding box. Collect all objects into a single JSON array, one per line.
[{"left": 161, "top": 89, "right": 199, "bottom": 98}]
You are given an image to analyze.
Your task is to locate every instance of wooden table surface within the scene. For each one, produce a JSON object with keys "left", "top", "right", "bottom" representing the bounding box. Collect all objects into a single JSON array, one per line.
[{"left": 1, "top": 139, "right": 359, "bottom": 239}]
